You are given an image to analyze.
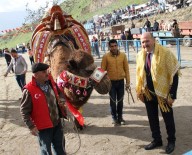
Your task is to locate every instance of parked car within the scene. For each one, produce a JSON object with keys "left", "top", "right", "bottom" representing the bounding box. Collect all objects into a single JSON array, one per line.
[{"left": 16, "top": 44, "right": 25, "bottom": 53}]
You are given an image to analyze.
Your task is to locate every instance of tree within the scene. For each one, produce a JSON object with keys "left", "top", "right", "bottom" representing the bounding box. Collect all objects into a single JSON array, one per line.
[{"left": 24, "top": 0, "right": 62, "bottom": 24}]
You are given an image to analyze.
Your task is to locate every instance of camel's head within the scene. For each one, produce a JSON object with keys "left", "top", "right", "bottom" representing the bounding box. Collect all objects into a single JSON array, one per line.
[{"left": 67, "top": 50, "right": 96, "bottom": 77}]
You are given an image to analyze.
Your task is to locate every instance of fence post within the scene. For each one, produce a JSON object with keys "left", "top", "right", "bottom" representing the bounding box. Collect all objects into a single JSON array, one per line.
[
  {"left": 136, "top": 40, "right": 139, "bottom": 53},
  {"left": 125, "top": 40, "right": 127, "bottom": 53},
  {"left": 176, "top": 38, "right": 181, "bottom": 64},
  {"left": 117, "top": 40, "right": 120, "bottom": 50},
  {"left": 91, "top": 41, "right": 95, "bottom": 56},
  {"left": 103, "top": 41, "right": 106, "bottom": 54}
]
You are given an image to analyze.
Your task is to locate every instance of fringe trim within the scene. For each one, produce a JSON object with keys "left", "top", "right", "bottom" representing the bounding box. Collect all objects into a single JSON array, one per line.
[
  {"left": 157, "top": 97, "right": 170, "bottom": 112},
  {"left": 143, "top": 87, "right": 152, "bottom": 101},
  {"left": 144, "top": 88, "right": 171, "bottom": 113}
]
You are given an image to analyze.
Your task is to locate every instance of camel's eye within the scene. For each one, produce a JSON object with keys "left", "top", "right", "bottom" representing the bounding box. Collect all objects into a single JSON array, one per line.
[
  {"left": 85, "top": 70, "right": 94, "bottom": 75},
  {"left": 69, "top": 60, "right": 78, "bottom": 69}
]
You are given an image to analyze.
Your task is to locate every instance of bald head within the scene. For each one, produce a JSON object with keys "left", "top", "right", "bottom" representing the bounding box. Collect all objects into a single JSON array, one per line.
[
  {"left": 140, "top": 32, "right": 155, "bottom": 53},
  {"left": 141, "top": 32, "right": 154, "bottom": 40}
]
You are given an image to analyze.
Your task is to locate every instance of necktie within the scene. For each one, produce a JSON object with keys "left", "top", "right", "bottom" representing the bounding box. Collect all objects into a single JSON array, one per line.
[{"left": 147, "top": 53, "right": 151, "bottom": 72}]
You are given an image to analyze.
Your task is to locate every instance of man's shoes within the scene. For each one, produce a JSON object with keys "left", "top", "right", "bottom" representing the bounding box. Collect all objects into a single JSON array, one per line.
[
  {"left": 112, "top": 119, "right": 120, "bottom": 126},
  {"left": 145, "top": 140, "right": 163, "bottom": 150},
  {"left": 165, "top": 142, "right": 175, "bottom": 154},
  {"left": 118, "top": 118, "right": 126, "bottom": 125}
]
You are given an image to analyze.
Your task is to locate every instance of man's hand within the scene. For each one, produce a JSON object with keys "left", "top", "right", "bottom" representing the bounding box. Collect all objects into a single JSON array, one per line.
[
  {"left": 167, "top": 98, "right": 175, "bottom": 107},
  {"left": 30, "top": 127, "right": 39, "bottom": 136},
  {"left": 22, "top": 70, "right": 27, "bottom": 74},
  {"left": 137, "top": 93, "right": 145, "bottom": 103},
  {"left": 125, "top": 83, "right": 130, "bottom": 91}
]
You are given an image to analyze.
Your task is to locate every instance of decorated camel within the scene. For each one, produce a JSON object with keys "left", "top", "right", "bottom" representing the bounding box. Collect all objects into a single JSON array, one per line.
[{"left": 31, "top": 5, "right": 111, "bottom": 128}]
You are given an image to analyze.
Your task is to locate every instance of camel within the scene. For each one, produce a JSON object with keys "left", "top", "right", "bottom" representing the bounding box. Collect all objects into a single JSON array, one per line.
[{"left": 31, "top": 5, "right": 111, "bottom": 127}]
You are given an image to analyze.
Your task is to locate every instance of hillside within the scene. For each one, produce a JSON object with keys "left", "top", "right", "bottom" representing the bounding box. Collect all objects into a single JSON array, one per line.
[
  {"left": 0, "top": 0, "right": 192, "bottom": 49},
  {"left": 60, "top": 0, "right": 147, "bottom": 20}
]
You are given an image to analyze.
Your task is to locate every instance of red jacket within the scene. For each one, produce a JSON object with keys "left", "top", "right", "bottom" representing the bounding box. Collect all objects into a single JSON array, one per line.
[{"left": 24, "top": 75, "right": 59, "bottom": 130}]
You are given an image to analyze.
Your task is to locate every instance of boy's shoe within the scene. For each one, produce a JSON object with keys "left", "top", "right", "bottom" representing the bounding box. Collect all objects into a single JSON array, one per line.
[
  {"left": 112, "top": 119, "right": 120, "bottom": 126},
  {"left": 118, "top": 118, "right": 126, "bottom": 125}
]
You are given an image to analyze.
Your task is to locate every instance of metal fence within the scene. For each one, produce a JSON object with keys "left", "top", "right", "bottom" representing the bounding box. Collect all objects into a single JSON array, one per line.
[{"left": 91, "top": 38, "right": 192, "bottom": 67}]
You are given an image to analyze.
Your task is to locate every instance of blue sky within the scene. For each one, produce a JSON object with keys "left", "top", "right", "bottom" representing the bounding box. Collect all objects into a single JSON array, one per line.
[
  {"left": 0, "top": 0, "right": 51, "bottom": 12},
  {"left": 0, "top": 0, "right": 61, "bottom": 31}
]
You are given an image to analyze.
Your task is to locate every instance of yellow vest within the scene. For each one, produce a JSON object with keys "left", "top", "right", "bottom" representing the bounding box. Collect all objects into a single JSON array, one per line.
[{"left": 101, "top": 51, "right": 130, "bottom": 84}]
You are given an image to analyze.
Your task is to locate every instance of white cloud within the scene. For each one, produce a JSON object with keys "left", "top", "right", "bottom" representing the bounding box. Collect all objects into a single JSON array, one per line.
[
  {"left": 0, "top": 0, "right": 63, "bottom": 31},
  {"left": 0, "top": 0, "right": 53, "bottom": 12}
]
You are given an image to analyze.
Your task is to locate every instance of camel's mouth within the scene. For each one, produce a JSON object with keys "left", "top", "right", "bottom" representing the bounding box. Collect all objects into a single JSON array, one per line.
[
  {"left": 58, "top": 70, "right": 89, "bottom": 88},
  {"left": 57, "top": 70, "right": 94, "bottom": 108}
]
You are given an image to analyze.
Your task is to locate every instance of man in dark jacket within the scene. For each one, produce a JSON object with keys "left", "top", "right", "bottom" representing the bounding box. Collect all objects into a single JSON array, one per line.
[
  {"left": 136, "top": 32, "right": 179, "bottom": 154},
  {"left": 4, "top": 48, "right": 13, "bottom": 72},
  {"left": 125, "top": 29, "right": 135, "bottom": 51},
  {"left": 153, "top": 20, "right": 159, "bottom": 31},
  {"left": 144, "top": 18, "right": 151, "bottom": 32}
]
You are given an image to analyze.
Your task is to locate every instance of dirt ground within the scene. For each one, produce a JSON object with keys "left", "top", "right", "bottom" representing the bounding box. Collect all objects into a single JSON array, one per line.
[{"left": 0, "top": 50, "right": 192, "bottom": 155}]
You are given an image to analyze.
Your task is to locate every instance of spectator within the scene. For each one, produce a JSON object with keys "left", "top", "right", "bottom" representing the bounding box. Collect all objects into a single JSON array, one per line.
[
  {"left": 28, "top": 48, "right": 35, "bottom": 65},
  {"left": 131, "top": 20, "right": 135, "bottom": 29},
  {"left": 144, "top": 18, "right": 151, "bottom": 32},
  {"left": 93, "top": 22, "right": 96, "bottom": 32},
  {"left": 92, "top": 36, "right": 100, "bottom": 59},
  {"left": 121, "top": 32, "right": 127, "bottom": 52},
  {"left": 4, "top": 48, "right": 14, "bottom": 73},
  {"left": 20, "top": 62, "right": 66, "bottom": 155},
  {"left": 101, "top": 39, "right": 130, "bottom": 126},
  {"left": 167, "top": 20, "right": 172, "bottom": 31},
  {"left": 153, "top": 20, "right": 159, "bottom": 31},
  {"left": 4, "top": 48, "right": 11, "bottom": 66},
  {"left": 22, "top": 45, "right": 25, "bottom": 54},
  {"left": 100, "top": 35, "right": 106, "bottom": 52},
  {"left": 0, "top": 49, "right": 3, "bottom": 57},
  {"left": 26, "top": 42, "right": 30, "bottom": 49},
  {"left": 125, "top": 29, "right": 135, "bottom": 51},
  {"left": 171, "top": 19, "right": 180, "bottom": 37},
  {"left": 4, "top": 49, "right": 28, "bottom": 92},
  {"left": 159, "top": 20, "right": 164, "bottom": 30}
]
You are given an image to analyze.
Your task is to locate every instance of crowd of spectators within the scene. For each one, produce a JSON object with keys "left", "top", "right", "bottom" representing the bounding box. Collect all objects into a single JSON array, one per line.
[
  {"left": 83, "top": 2, "right": 165, "bottom": 35},
  {"left": 83, "top": 0, "right": 191, "bottom": 39}
]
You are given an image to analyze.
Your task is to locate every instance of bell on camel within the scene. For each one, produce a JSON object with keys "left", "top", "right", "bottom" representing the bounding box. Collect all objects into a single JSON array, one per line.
[{"left": 54, "top": 17, "right": 61, "bottom": 30}]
